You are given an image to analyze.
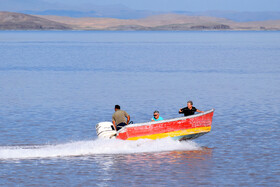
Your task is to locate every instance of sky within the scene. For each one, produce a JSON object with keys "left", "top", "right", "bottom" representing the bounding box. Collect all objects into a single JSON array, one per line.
[
  {"left": 1, "top": 0, "right": 280, "bottom": 12},
  {"left": 42, "top": 0, "right": 280, "bottom": 12}
]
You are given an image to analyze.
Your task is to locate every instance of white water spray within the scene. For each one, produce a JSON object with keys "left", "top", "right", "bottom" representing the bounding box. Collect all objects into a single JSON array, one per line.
[{"left": 0, "top": 138, "right": 201, "bottom": 160}]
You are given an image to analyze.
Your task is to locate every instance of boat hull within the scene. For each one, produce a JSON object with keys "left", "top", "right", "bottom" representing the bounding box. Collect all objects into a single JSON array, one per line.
[{"left": 116, "top": 109, "right": 214, "bottom": 141}]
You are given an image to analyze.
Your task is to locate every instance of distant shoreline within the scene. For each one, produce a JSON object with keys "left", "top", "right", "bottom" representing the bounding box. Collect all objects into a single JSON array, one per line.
[
  {"left": 1, "top": 11, "right": 280, "bottom": 31},
  {"left": 0, "top": 29, "right": 280, "bottom": 32}
]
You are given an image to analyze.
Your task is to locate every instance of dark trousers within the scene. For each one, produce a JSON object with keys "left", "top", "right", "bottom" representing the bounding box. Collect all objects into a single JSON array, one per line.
[{"left": 116, "top": 122, "right": 127, "bottom": 131}]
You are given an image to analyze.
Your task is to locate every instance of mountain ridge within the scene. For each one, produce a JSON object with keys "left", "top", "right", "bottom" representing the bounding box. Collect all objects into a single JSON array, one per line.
[
  {"left": 0, "top": 11, "right": 71, "bottom": 30},
  {"left": 1, "top": 0, "right": 280, "bottom": 21},
  {"left": 1, "top": 11, "right": 280, "bottom": 31}
]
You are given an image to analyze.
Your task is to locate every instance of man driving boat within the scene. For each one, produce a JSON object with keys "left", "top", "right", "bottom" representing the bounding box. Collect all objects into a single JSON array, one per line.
[{"left": 112, "top": 105, "right": 130, "bottom": 131}]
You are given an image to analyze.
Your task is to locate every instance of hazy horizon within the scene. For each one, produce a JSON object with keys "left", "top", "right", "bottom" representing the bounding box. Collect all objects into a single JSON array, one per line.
[{"left": 1, "top": 0, "right": 280, "bottom": 12}]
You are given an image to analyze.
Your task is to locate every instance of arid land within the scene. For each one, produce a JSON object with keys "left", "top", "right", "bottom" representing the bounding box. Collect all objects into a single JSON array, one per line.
[{"left": 1, "top": 11, "right": 280, "bottom": 31}]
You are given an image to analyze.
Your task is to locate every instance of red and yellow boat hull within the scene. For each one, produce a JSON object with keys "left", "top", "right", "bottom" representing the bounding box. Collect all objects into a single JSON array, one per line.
[{"left": 116, "top": 109, "right": 214, "bottom": 141}]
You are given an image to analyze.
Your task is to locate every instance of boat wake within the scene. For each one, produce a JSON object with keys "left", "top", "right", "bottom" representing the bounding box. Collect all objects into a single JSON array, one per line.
[{"left": 0, "top": 138, "right": 201, "bottom": 160}]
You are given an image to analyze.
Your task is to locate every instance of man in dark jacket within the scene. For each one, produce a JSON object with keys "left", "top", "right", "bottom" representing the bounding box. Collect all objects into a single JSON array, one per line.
[{"left": 179, "top": 100, "right": 204, "bottom": 116}]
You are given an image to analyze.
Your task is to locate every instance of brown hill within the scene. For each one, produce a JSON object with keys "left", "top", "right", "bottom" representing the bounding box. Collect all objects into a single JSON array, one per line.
[
  {"left": 0, "top": 11, "right": 71, "bottom": 30},
  {"left": 37, "top": 14, "right": 280, "bottom": 30},
  {"left": 37, "top": 14, "right": 233, "bottom": 30},
  {"left": 1, "top": 11, "right": 280, "bottom": 30}
]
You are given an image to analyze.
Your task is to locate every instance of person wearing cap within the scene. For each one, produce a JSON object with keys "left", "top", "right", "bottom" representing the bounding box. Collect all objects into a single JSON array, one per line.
[
  {"left": 151, "top": 110, "right": 164, "bottom": 121},
  {"left": 179, "top": 100, "right": 204, "bottom": 116},
  {"left": 112, "top": 105, "right": 130, "bottom": 131}
]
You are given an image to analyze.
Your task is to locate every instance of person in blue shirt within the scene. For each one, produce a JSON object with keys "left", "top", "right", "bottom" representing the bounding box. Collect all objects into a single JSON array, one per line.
[{"left": 152, "top": 110, "right": 164, "bottom": 121}]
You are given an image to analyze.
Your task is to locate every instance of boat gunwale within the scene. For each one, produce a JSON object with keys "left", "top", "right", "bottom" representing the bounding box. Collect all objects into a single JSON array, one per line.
[{"left": 117, "top": 108, "right": 214, "bottom": 133}]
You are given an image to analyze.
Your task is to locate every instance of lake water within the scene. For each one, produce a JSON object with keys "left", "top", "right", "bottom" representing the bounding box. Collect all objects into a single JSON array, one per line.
[{"left": 0, "top": 31, "right": 279, "bottom": 186}]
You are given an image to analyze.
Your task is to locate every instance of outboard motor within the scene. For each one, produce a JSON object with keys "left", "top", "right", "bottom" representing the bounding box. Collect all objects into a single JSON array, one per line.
[{"left": 96, "top": 122, "right": 117, "bottom": 139}]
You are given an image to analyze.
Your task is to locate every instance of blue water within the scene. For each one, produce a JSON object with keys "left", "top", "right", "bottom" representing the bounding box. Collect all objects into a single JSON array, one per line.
[{"left": 0, "top": 31, "right": 279, "bottom": 186}]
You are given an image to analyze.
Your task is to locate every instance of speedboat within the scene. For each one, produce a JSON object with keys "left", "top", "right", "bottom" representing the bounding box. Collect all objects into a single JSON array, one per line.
[{"left": 96, "top": 109, "right": 214, "bottom": 141}]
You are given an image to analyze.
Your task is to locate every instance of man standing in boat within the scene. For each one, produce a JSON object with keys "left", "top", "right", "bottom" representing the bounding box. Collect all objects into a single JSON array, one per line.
[
  {"left": 179, "top": 100, "right": 204, "bottom": 116},
  {"left": 112, "top": 105, "right": 130, "bottom": 131}
]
